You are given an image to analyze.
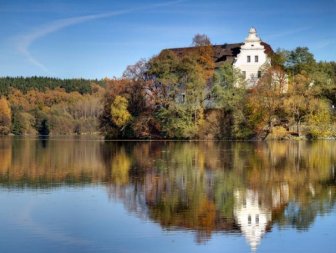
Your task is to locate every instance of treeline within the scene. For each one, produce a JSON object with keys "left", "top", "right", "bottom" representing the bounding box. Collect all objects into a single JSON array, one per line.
[
  {"left": 99, "top": 36, "right": 336, "bottom": 139},
  {"left": 0, "top": 35, "right": 335, "bottom": 138},
  {"left": 0, "top": 76, "right": 104, "bottom": 95},
  {"left": 0, "top": 83, "right": 105, "bottom": 135}
]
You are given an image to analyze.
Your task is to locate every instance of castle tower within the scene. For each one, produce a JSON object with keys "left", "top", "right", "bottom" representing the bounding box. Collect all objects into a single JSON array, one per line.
[{"left": 233, "top": 27, "right": 270, "bottom": 87}]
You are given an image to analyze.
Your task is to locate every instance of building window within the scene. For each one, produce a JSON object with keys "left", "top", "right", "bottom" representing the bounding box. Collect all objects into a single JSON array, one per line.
[
  {"left": 255, "top": 55, "right": 259, "bottom": 62},
  {"left": 248, "top": 215, "right": 251, "bottom": 225},
  {"left": 181, "top": 93, "right": 186, "bottom": 103},
  {"left": 256, "top": 214, "right": 259, "bottom": 224},
  {"left": 242, "top": 71, "right": 246, "bottom": 79},
  {"left": 258, "top": 71, "right": 261, "bottom": 78},
  {"left": 247, "top": 56, "right": 251, "bottom": 63}
]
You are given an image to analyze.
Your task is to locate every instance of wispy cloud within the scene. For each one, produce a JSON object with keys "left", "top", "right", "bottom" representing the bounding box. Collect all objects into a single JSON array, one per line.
[
  {"left": 311, "top": 39, "right": 336, "bottom": 49},
  {"left": 16, "top": 0, "right": 187, "bottom": 72},
  {"left": 263, "top": 27, "right": 312, "bottom": 40}
]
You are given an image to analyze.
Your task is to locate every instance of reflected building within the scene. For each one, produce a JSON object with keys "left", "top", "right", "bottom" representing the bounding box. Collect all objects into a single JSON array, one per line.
[
  {"left": 234, "top": 190, "right": 271, "bottom": 252},
  {"left": 234, "top": 185, "right": 289, "bottom": 252}
]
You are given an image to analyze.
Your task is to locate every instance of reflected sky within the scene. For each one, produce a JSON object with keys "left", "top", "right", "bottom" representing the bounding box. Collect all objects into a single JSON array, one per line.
[{"left": 0, "top": 137, "right": 335, "bottom": 253}]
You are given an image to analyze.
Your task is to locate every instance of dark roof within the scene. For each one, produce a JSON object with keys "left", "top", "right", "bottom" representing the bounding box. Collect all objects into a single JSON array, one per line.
[{"left": 164, "top": 42, "right": 273, "bottom": 65}]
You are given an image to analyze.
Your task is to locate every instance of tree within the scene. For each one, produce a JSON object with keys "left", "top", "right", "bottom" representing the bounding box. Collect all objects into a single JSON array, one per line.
[
  {"left": 192, "top": 34, "right": 211, "bottom": 46},
  {"left": 34, "top": 109, "right": 50, "bottom": 136},
  {"left": 147, "top": 50, "right": 180, "bottom": 107},
  {"left": 283, "top": 73, "right": 313, "bottom": 136},
  {"left": 0, "top": 97, "right": 11, "bottom": 135},
  {"left": 152, "top": 52, "right": 207, "bottom": 139},
  {"left": 211, "top": 63, "right": 249, "bottom": 138},
  {"left": 246, "top": 66, "right": 287, "bottom": 137},
  {"left": 190, "top": 35, "right": 215, "bottom": 81},
  {"left": 305, "top": 98, "right": 333, "bottom": 138},
  {"left": 309, "top": 61, "right": 336, "bottom": 107},
  {"left": 111, "top": 96, "right": 132, "bottom": 129},
  {"left": 99, "top": 79, "right": 130, "bottom": 138},
  {"left": 286, "top": 47, "right": 316, "bottom": 74},
  {"left": 122, "top": 60, "right": 151, "bottom": 117},
  {"left": 271, "top": 48, "right": 289, "bottom": 68},
  {"left": 122, "top": 59, "right": 148, "bottom": 81},
  {"left": 212, "top": 62, "right": 246, "bottom": 108}
]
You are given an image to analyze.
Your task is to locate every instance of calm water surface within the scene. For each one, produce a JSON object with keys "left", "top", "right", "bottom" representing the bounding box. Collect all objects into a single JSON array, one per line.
[{"left": 0, "top": 137, "right": 335, "bottom": 253}]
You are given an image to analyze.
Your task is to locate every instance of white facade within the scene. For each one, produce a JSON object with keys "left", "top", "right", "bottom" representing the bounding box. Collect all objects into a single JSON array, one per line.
[
  {"left": 234, "top": 190, "right": 271, "bottom": 252},
  {"left": 234, "top": 28, "right": 270, "bottom": 87}
]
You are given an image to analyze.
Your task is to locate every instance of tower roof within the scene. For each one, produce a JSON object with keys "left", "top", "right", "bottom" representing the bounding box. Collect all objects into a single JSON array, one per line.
[{"left": 245, "top": 27, "right": 261, "bottom": 43}]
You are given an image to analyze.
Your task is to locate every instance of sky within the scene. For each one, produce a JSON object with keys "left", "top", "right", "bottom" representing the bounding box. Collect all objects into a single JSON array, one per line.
[{"left": 0, "top": 0, "right": 335, "bottom": 79}]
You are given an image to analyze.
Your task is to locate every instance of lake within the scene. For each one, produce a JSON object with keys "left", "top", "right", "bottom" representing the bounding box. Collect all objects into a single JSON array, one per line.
[{"left": 0, "top": 137, "right": 335, "bottom": 253}]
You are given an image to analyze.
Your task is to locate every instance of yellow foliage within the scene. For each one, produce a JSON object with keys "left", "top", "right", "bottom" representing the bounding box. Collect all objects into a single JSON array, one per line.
[
  {"left": 0, "top": 97, "right": 11, "bottom": 134},
  {"left": 306, "top": 99, "right": 332, "bottom": 138},
  {"left": 111, "top": 96, "right": 132, "bottom": 128},
  {"left": 111, "top": 150, "right": 131, "bottom": 186},
  {"left": 267, "top": 126, "right": 288, "bottom": 140}
]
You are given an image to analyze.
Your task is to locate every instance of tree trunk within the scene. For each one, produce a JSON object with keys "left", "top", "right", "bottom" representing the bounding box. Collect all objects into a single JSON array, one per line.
[{"left": 297, "top": 119, "right": 301, "bottom": 136}]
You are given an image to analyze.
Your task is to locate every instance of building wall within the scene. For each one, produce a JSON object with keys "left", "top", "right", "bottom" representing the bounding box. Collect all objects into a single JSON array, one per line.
[{"left": 233, "top": 28, "right": 270, "bottom": 87}]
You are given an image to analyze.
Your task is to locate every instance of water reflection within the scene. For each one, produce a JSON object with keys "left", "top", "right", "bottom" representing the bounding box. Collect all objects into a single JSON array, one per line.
[{"left": 0, "top": 138, "right": 335, "bottom": 251}]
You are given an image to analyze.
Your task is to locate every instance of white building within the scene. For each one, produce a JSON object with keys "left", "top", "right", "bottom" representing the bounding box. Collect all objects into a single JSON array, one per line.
[{"left": 233, "top": 28, "right": 271, "bottom": 87}]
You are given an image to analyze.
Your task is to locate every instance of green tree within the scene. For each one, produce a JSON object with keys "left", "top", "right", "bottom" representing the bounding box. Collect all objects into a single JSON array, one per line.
[
  {"left": 211, "top": 63, "right": 249, "bottom": 138},
  {"left": 271, "top": 48, "right": 289, "bottom": 68},
  {"left": 286, "top": 47, "right": 316, "bottom": 74}
]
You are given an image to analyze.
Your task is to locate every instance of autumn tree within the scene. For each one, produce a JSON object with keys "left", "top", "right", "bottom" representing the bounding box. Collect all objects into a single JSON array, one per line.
[
  {"left": 191, "top": 34, "right": 215, "bottom": 81},
  {"left": 0, "top": 97, "right": 11, "bottom": 135},
  {"left": 123, "top": 59, "right": 161, "bottom": 138},
  {"left": 246, "top": 66, "right": 287, "bottom": 137},
  {"left": 154, "top": 53, "right": 206, "bottom": 138},
  {"left": 283, "top": 73, "right": 314, "bottom": 136},
  {"left": 100, "top": 79, "right": 129, "bottom": 138},
  {"left": 111, "top": 96, "right": 132, "bottom": 129},
  {"left": 148, "top": 46, "right": 213, "bottom": 138},
  {"left": 305, "top": 98, "right": 333, "bottom": 138}
]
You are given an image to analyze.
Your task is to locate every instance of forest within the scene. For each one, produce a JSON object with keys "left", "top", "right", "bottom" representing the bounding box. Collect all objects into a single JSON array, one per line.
[
  {"left": 0, "top": 35, "right": 335, "bottom": 139},
  {"left": 0, "top": 78, "right": 105, "bottom": 135},
  {"left": 100, "top": 35, "right": 336, "bottom": 139}
]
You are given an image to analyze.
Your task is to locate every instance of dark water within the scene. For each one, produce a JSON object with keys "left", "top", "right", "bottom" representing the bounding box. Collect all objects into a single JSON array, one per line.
[{"left": 0, "top": 137, "right": 335, "bottom": 253}]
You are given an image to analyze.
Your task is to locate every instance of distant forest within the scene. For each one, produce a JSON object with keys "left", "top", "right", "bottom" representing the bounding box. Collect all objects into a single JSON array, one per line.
[
  {"left": 0, "top": 76, "right": 105, "bottom": 95},
  {"left": 0, "top": 35, "right": 335, "bottom": 139},
  {"left": 0, "top": 77, "right": 105, "bottom": 136}
]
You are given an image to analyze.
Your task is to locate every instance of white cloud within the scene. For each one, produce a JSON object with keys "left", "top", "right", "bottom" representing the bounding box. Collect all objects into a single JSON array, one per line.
[{"left": 15, "top": 0, "right": 187, "bottom": 72}]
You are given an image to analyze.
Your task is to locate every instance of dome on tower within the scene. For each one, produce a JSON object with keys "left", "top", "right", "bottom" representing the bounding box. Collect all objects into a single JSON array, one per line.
[
  {"left": 249, "top": 27, "right": 257, "bottom": 33},
  {"left": 245, "top": 27, "right": 261, "bottom": 43}
]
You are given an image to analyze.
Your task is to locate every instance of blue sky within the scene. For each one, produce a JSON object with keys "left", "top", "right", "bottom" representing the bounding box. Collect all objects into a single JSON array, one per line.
[{"left": 0, "top": 0, "right": 335, "bottom": 79}]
